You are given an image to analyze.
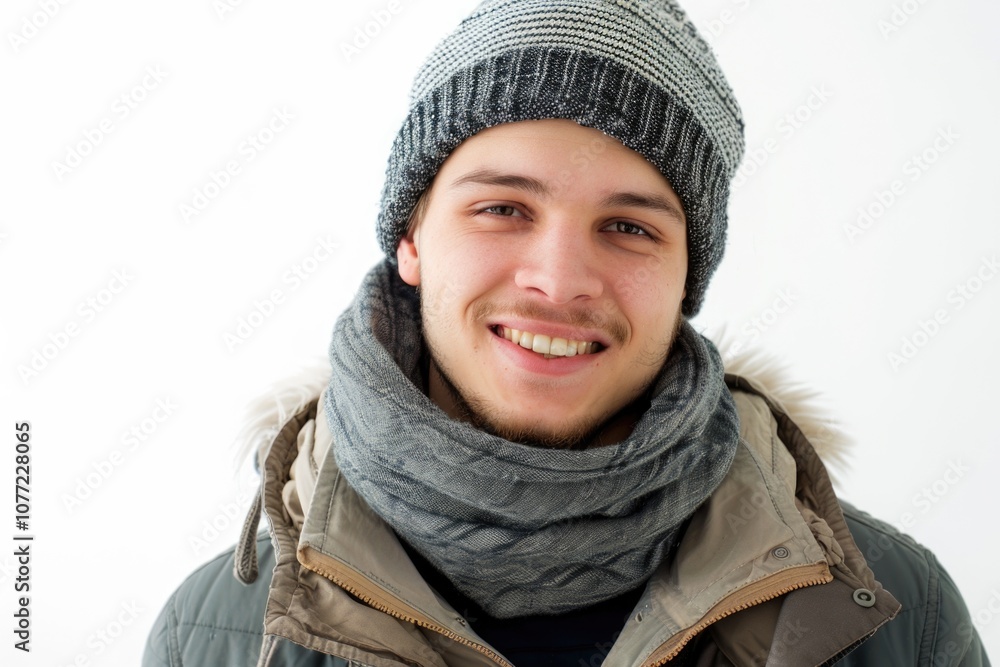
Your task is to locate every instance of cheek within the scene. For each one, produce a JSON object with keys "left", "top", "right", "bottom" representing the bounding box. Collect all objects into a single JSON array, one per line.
[
  {"left": 614, "top": 263, "right": 685, "bottom": 336},
  {"left": 441, "top": 238, "right": 517, "bottom": 292},
  {"left": 614, "top": 255, "right": 684, "bottom": 303},
  {"left": 418, "top": 245, "right": 500, "bottom": 327}
]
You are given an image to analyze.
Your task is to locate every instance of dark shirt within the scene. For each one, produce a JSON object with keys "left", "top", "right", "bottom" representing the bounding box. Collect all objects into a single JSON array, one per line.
[{"left": 400, "top": 540, "right": 646, "bottom": 667}]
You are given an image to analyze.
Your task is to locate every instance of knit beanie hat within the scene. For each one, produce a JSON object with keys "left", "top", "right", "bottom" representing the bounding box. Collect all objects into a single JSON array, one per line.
[{"left": 376, "top": 0, "right": 745, "bottom": 316}]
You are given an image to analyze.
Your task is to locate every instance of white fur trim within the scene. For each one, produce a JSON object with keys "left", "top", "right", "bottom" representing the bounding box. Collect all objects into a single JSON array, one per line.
[
  {"left": 233, "top": 357, "right": 330, "bottom": 471},
  {"left": 706, "top": 325, "right": 852, "bottom": 480},
  {"left": 235, "top": 335, "right": 852, "bottom": 478}
]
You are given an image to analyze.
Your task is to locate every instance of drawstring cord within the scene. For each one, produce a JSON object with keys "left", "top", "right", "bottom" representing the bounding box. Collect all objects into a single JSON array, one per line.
[{"left": 234, "top": 481, "right": 263, "bottom": 585}]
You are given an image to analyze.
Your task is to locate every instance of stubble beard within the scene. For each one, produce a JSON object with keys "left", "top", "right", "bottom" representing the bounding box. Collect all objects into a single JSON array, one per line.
[
  {"left": 428, "top": 355, "right": 609, "bottom": 449},
  {"left": 420, "top": 304, "right": 685, "bottom": 450}
]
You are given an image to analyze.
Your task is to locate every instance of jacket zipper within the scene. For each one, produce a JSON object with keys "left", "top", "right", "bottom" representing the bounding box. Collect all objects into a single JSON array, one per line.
[
  {"left": 641, "top": 563, "right": 833, "bottom": 666},
  {"left": 299, "top": 546, "right": 514, "bottom": 667}
]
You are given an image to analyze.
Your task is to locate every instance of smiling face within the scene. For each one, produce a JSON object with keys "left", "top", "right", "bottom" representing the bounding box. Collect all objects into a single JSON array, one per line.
[{"left": 396, "top": 119, "right": 688, "bottom": 449}]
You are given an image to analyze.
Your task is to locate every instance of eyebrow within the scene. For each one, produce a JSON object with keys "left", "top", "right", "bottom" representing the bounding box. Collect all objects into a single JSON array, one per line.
[{"left": 449, "top": 168, "right": 686, "bottom": 225}]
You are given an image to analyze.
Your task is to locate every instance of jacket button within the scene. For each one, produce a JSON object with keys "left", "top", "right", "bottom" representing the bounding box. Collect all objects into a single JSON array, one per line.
[
  {"left": 771, "top": 546, "right": 789, "bottom": 559},
  {"left": 852, "top": 588, "right": 876, "bottom": 608}
]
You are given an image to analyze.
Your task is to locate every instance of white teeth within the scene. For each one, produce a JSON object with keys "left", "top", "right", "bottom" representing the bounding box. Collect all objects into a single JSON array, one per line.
[
  {"left": 549, "top": 337, "right": 567, "bottom": 356},
  {"left": 532, "top": 334, "right": 551, "bottom": 354},
  {"left": 497, "top": 326, "right": 600, "bottom": 358}
]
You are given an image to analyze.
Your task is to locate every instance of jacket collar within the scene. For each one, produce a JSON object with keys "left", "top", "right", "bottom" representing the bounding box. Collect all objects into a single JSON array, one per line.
[{"left": 239, "top": 354, "right": 900, "bottom": 666}]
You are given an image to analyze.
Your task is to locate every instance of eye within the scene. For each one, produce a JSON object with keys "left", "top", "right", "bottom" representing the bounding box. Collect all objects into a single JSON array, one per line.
[
  {"left": 481, "top": 205, "right": 524, "bottom": 218},
  {"left": 606, "top": 221, "right": 651, "bottom": 237}
]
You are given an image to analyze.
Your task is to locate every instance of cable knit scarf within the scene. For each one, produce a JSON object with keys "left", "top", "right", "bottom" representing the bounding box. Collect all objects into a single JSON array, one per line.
[{"left": 325, "top": 260, "right": 740, "bottom": 618}]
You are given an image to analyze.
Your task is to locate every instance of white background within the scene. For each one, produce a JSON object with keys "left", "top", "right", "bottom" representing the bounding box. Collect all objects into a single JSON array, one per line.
[{"left": 2, "top": 0, "right": 998, "bottom": 664}]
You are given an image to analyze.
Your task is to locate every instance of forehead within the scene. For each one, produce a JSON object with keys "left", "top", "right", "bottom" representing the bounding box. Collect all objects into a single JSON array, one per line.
[{"left": 425, "top": 119, "right": 685, "bottom": 221}]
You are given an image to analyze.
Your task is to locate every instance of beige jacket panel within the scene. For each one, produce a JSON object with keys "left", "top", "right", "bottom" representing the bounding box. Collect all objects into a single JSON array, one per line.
[{"left": 606, "top": 391, "right": 832, "bottom": 667}]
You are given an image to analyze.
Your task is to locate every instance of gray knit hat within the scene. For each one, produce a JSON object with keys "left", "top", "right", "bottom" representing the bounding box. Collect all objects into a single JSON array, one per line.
[{"left": 376, "top": 0, "right": 745, "bottom": 316}]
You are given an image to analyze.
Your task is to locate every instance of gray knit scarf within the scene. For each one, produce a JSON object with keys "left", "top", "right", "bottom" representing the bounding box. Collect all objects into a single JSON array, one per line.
[{"left": 325, "top": 260, "right": 740, "bottom": 618}]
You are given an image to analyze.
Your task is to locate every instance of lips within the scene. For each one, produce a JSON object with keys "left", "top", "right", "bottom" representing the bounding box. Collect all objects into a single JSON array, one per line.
[{"left": 491, "top": 324, "right": 605, "bottom": 359}]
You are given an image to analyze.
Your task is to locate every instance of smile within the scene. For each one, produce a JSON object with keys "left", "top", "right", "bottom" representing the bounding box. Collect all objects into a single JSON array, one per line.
[{"left": 491, "top": 325, "right": 604, "bottom": 359}]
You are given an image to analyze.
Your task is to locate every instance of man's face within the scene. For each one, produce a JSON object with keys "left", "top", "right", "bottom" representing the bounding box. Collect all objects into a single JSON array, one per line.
[{"left": 397, "top": 119, "right": 687, "bottom": 449}]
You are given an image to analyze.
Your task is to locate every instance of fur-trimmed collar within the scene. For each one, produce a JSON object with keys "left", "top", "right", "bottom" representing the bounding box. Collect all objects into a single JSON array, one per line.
[{"left": 232, "top": 338, "right": 851, "bottom": 478}]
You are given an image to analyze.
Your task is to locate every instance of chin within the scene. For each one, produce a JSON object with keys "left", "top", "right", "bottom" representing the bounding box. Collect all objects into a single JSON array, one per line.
[
  {"left": 487, "top": 424, "right": 595, "bottom": 450},
  {"left": 468, "top": 408, "right": 607, "bottom": 450},
  {"left": 430, "top": 356, "right": 615, "bottom": 449}
]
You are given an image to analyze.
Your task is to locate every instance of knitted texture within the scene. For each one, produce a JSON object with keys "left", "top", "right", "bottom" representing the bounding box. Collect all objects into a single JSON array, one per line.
[
  {"left": 325, "top": 259, "right": 740, "bottom": 617},
  {"left": 376, "top": 0, "right": 745, "bottom": 316}
]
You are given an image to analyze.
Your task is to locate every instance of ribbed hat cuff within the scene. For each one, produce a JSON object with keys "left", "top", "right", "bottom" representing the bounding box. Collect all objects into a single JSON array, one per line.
[{"left": 377, "top": 47, "right": 731, "bottom": 316}]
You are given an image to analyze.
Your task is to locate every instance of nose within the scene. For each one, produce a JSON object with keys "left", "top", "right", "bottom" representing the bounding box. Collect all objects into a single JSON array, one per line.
[{"left": 513, "top": 220, "right": 604, "bottom": 304}]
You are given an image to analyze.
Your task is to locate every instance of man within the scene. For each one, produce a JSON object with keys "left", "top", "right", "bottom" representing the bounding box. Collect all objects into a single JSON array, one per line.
[{"left": 144, "top": 1, "right": 989, "bottom": 665}]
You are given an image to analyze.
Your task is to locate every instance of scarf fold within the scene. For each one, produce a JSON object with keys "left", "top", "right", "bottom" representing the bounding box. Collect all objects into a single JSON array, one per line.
[{"left": 325, "top": 259, "right": 740, "bottom": 618}]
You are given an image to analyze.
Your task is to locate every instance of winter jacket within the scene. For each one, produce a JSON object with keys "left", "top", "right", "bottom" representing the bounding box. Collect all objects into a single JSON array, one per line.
[{"left": 142, "top": 367, "right": 990, "bottom": 666}]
